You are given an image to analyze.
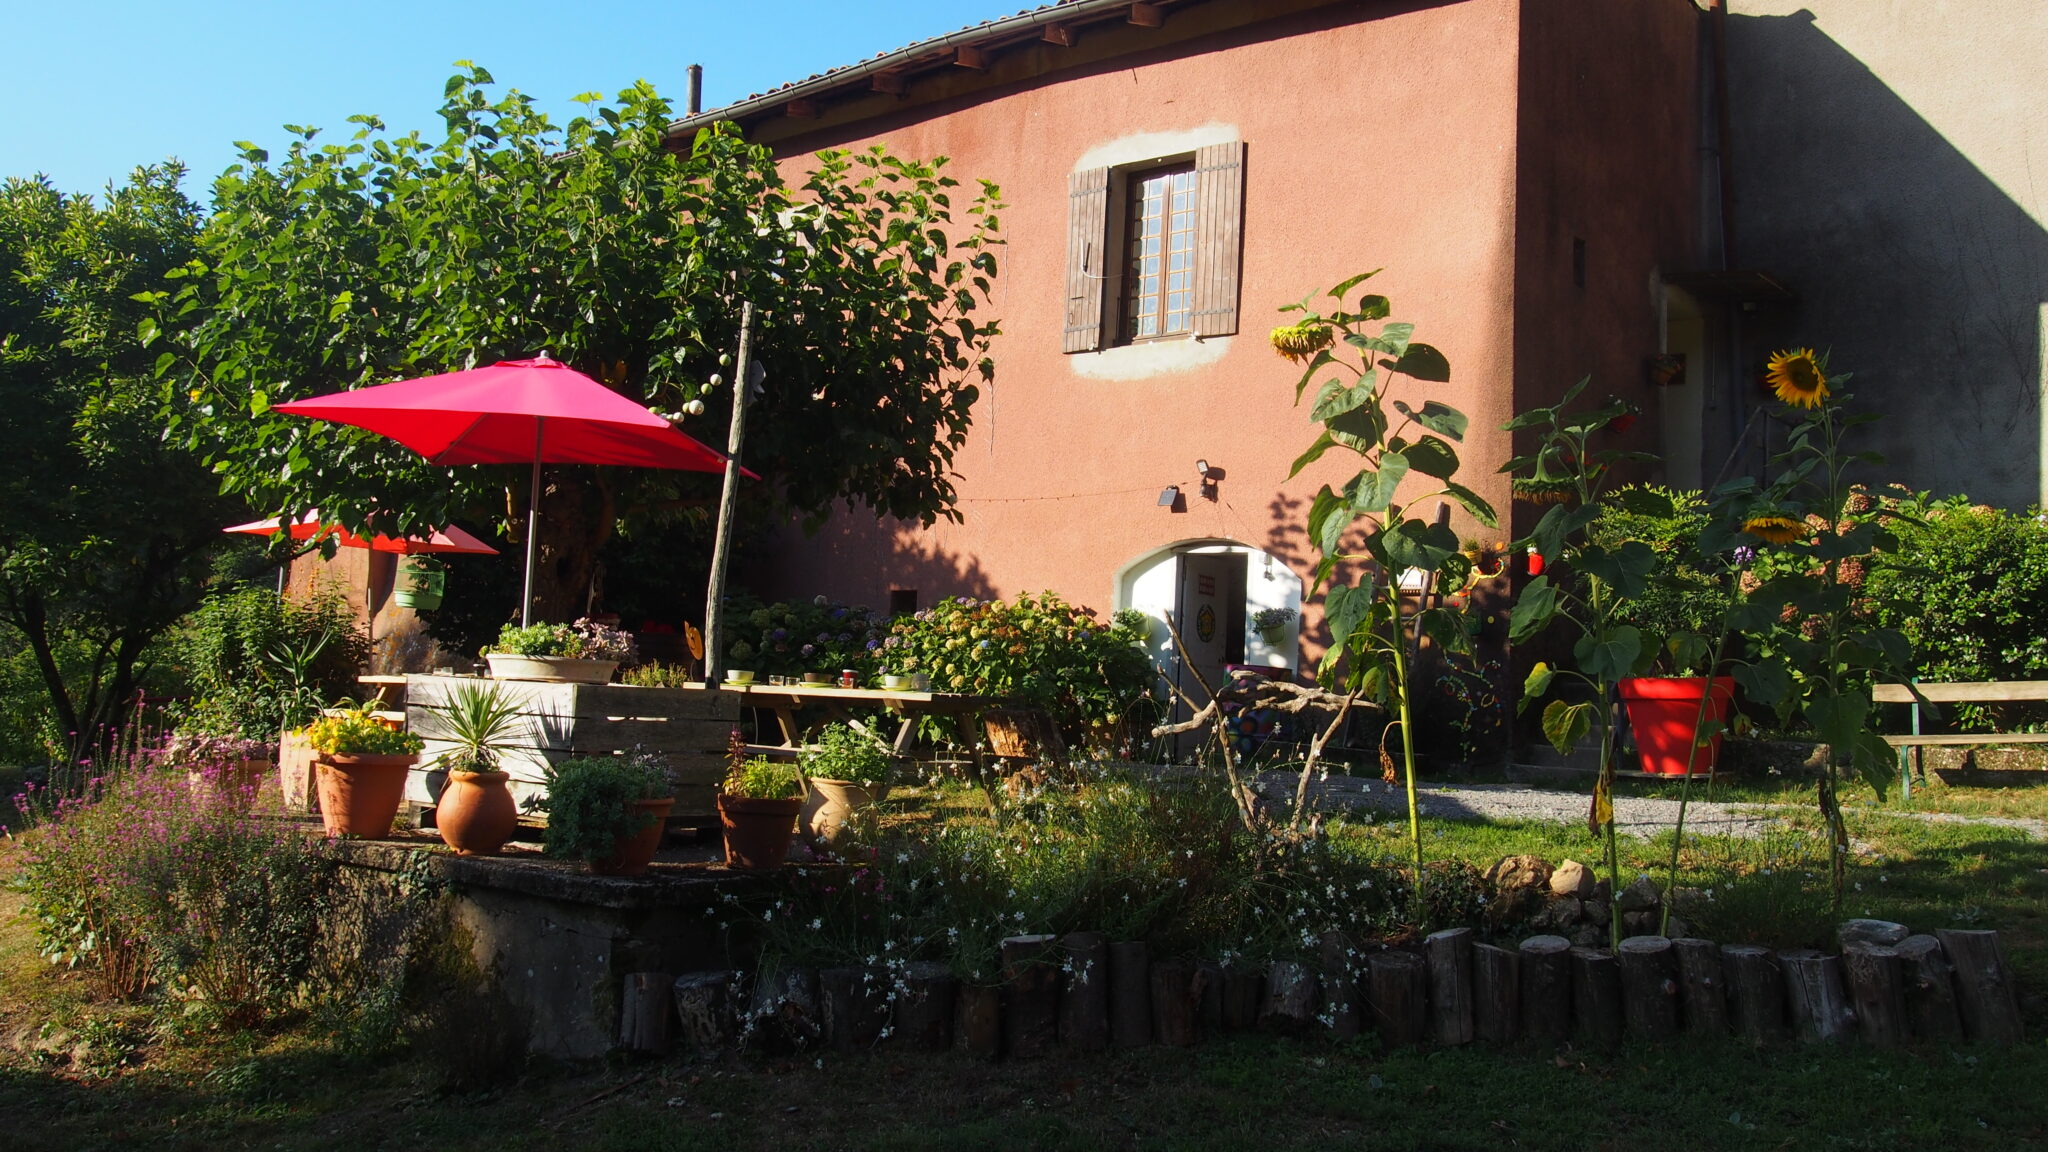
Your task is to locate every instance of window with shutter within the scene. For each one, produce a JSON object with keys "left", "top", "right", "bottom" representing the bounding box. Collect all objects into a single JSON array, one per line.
[{"left": 1061, "top": 140, "right": 1244, "bottom": 353}]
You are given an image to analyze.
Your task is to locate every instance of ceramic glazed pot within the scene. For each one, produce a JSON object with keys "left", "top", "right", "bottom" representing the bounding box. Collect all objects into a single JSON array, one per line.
[
  {"left": 801, "top": 778, "right": 888, "bottom": 845},
  {"left": 485, "top": 653, "right": 619, "bottom": 684},
  {"left": 590, "top": 796, "right": 675, "bottom": 876},
  {"left": 312, "top": 752, "right": 417, "bottom": 837},
  {"left": 717, "top": 794, "right": 802, "bottom": 869},
  {"left": 436, "top": 769, "right": 519, "bottom": 856}
]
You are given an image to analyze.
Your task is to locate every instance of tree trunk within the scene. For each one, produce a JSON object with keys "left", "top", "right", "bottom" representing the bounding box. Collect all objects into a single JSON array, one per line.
[
  {"left": 1720, "top": 944, "right": 1788, "bottom": 1044},
  {"left": 1937, "top": 929, "right": 2024, "bottom": 1045},
  {"left": 1895, "top": 934, "right": 1964, "bottom": 1043},
  {"left": 1472, "top": 943, "right": 1518, "bottom": 1045},
  {"left": 618, "top": 971, "right": 673, "bottom": 1055},
  {"left": 1058, "top": 932, "right": 1110, "bottom": 1051},
  {"left": 672, "top": 971, "right": 736, "bottom": 1057},
  {"left": 954, "top": 983, "right": 1002, "bottom": 1059},
  {"left": 1001, "top": 934, "right": 1060, "bottom": 1059},
  {"left": 1841, "top": 944, "right": 1908, "bottom": 1048},
  {"left": 1780, "top": 949, "right": 1853, "bottom": 1043},
  {"left": 1368, "top": 951, "right": 1428, "bottom": 1049},
  {"left": 1318, "top": 931, "right": 1362, "bottom": 1040},
  {"left": 520, "top": 468, "right": 617, "bottom": 623},
  {"left": 1617, "top": 936, "right": 1680, "bottom": 1041},
  {"left": 1570, "top": 947, "right": 1622, "bottom": 1051},
  {"left": 1260, "top": 960, "right": 1316, "bottom": 1035},
  {"left": 892, "top": 961, "right": 955, "bottom": 1051},
  {"left": 1673, "top": 938, "right": 1728, "bottom": 1036},
  {"left": 1425, "top": 928, "right": 1475, "bottom": 1047},
  {"left": 1150, "top": 959, "right": 1200, "bottom": 1047},
  {"left": 1110, "top": 941, "right": 1153, "bottom": 1048},
  {"left": 1518, "top": 935, "right": 1573, "bottom": 1045},
  {"left": 1221, "top": 965, "right": 1264, "bottom": 1032}
]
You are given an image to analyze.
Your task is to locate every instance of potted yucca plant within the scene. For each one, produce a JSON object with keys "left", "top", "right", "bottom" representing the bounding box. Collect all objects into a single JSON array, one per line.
[
  {"left": 427, "top": 680, "right": 527, "bottom": 856},
  {"left": 301, "top": 709, "right": 425, "bottom": 837}
]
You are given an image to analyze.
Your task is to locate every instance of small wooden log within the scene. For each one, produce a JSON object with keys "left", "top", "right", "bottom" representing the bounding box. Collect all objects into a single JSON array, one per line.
[
  {"left": 1001, "top": 934, "right": 1060, "bottom": 1059},
  {"left": 1110, "top": 941, "right": 1154, "bottom": 1048},
  {"left": 1720, "top": 944, "right": 1788, "bottom": 1044},
  {"left": 954, "top": 982, "right": 1002, "bottom": 1059},
  {"left": 1842, "top": 944, "right": 1908, "bottom": 1048},
  {"left": 1672, "top": 938, "right": 1728, "bottom": 1036},
  {"left": 817, "top": 967, "right": 860, "bottom": 1053},
  {"left": 1937, "top": 929, "right": 2024, "bottom": 1046},
  {"left": 1195, "top": 959, "right": 1225, "bottom": 1036},
  {"left": 1425, "top": 927, "right": 1476, "bottom": 1046},
  {"left": 1570, "top": 947, "right": 1623, "bottom": 1051},
  {"left": 891, "top": 961, "right": 956, "bottom": 1051},
  {"left": 748, "top": 967, "right": 821, "bottom": 1052},
  {"left": 1617, "top": 936, "right": 1681, "bottom": 1042},
  {"left": 672, "top": 970, "right": 736, "bottom": 1057},
  {"left": 619, "top": 970, "right": 674, "bottom": 1055},
  {"left": 1318, "top": 931, "right": 1362, "bottom": 1040},
  {"left": 1058, "top": 931, "right": 1110, "bottom": 1051},
  {"left": 1260, "top": 960, "right": 1317, "bottom": 1035},
  {"left": 1895, "top": 934, "right": 1964, "bottom": 1043},
  {"left": 1472, "top": 944, "right": 1519, "bottom": 1045},
  {"left": 1780, "top": 949, "right": 1853, "bottom": 1043},
  {"left": 1368, "top": 950, "right": 1428, "bottom": 1049},
  {"left": 1518, "top": 935, "right": 1573, "bottom": 1045},
  {"left": 1221, "top": 965, "right": 1264, "bottom": 1032},
  {"left": 1150, "top": 959, "right": 1200, "bottom": 1047}
]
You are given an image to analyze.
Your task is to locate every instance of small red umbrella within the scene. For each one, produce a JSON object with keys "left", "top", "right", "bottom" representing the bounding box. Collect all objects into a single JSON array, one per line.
[
  {"left": 223, "top": 513, "right": 501, "bottom": 556},
  {"left": 274, "top": 355, "right": 747, "bottom": 625}
]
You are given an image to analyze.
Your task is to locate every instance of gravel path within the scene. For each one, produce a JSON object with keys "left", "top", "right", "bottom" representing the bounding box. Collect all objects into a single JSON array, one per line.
[{"left": 1247, "top": 771, "right": 2048, "bottom": 841}]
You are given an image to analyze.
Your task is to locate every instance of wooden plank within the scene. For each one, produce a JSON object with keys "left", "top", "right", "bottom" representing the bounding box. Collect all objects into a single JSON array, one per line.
[
  {"left": 1190, "top": 140, "right": 1245, "bottom": 337},
  {"left": 1881, "top": 733, "right": 2048, "bottom": 746},
  {"left": 1063, "top": 167, "right": 1110, "bottom": 353},
  {"left": 1870, "top": 681, "right": 2048, "bottom": 703}
]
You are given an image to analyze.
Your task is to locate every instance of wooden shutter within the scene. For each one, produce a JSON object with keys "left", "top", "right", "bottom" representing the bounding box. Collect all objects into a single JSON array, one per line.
[
  {"left": 1063, "top": 166, "right": 1110, "bottom": 353},
  {"left": 1191, "top": 140, "right": 1245, "bottom": 338}
]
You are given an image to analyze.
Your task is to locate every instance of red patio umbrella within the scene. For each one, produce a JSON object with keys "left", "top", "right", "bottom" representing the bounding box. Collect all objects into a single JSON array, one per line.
[
  {"left": 225, "top": 513, "right": 500, "bottom": 649},
  {"left": 273, "top": 355, "right": 747, "bottom": 625}
]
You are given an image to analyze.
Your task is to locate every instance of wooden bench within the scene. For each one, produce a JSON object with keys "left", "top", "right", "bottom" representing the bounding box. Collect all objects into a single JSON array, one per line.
[{"left": 1870, "top": 681, "right": 2048, "bottom": 796}]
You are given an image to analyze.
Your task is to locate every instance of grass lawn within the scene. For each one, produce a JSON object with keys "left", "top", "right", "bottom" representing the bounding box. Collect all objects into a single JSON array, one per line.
[{"left": 5, "top": 798, "right": 2046, "bottom": 1151}]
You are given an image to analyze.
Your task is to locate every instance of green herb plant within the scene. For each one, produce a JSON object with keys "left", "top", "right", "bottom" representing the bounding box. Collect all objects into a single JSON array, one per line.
[
  {"left": 801, "top": 722, "right": 893, "bottom": 791},
  {"left": 723, "top": 756, "right": 804, "bottom": 801},
  {"left": 537, "top": 752, "right": 676, "bottom": 863}
]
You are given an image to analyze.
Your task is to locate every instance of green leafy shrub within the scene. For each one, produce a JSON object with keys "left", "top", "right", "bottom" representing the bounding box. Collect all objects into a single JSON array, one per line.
[
  {"left": 170, "top": 587, "right": 368, "bottom": 739},
  {"left": 880, "top": 592, "right": 1154, "bottom": 733},
  {"left": 489, "top": 618, "right": 637, "bottom": 662},
  {"left": 1588, "top": 485, "right": 1725, "bottom": 670},
  {"left": 301, "top": 711, "right": 424, "bottom": 756},
  {"left": 801, "top": 723, "right": 893, "bottom": 790},
  {"left": 724, "top": 756, "right": 803, "bottom": 799},
  {"left": 20, "top": 765, "right": 334, "bottom": 1019},
  {"left": 1866, "top": 491, "right": 2048, "bottom": 726},
  {"left": 538, "top": 752, "right": 676, "bottom": 862},
  {"left": 721, "top": 594, "right": 889, "bottom": 677}
]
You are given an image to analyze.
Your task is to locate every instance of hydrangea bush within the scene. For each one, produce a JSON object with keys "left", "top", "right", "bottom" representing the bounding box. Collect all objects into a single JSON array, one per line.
[
  {"left": 721, "top": 595, "right": 888, "bottom": 677},
  {"left": 878, "top": 592, "right": 1153, "bottom": 732}
]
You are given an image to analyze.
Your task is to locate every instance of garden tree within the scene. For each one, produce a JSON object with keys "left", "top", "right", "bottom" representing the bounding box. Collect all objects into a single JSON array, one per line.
[
  {"left": 158, "top": 66, "right": 1002, "bottom": 622},
  {"left": 0, "top": 167, "right": 231, "bottom": 750},
  {"left": 1267, "top": 272, "right": 1496, "bottom": 902}
]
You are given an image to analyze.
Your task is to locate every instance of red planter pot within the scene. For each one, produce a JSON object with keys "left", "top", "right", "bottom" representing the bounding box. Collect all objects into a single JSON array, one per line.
[
  {"left": 1619, "top": 677, "right": 1736, "bottom": 776},
  {"left": 717, "top": 794, "right": 802, "bottom": 870},
  {"left": 591, "top": 797, "right": 674, "bottom": 876},
  {"left": 312, "top": 752, "right": 417, "bottom": 837}
]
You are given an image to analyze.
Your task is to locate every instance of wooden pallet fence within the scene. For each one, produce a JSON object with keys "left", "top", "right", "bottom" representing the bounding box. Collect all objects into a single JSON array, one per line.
[{"left": 655, "top": 921, "right": 2023, "bottom": 1061}]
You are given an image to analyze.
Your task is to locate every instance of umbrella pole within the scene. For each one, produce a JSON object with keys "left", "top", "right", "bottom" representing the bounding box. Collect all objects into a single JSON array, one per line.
[{"left": 522, "top": 419, "right": 544, "bottom": 628}]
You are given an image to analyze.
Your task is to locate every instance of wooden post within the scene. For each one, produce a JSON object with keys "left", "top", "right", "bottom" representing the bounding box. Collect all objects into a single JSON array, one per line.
[
  {"left": 954, "top": 983, "right": 1002, "bottom": 1059},
  {"left": 1779, "top": 949, "right": 1853, "bottom": 1043},
  {"left": 701, "top": 300, "right": 755, "bottom": 684},
  {"left": 1110, "top": 941, "right": 1154, "bottom": 1048},
  {"left": 1260, "top": 960, "right": 1317, "bottom": 1035},
  {"left": 892, "top": 961, "right": 956, "bottom": 1051},
  {"left": 1001, "top": 934, "right": 1060, "bottom": 1059},
  {"left": 1570, "top": 947, "right": 1623, "bottom": 1051},
  {"left": 1672, "top": 938, "right": 1727, "bottom": 1036},
  {"left": 1195, "top": 959, "right": 1225, "bottom": 1036},
  {"left": 1518, "top": 935, "right": 1573, "bottom": 1045},
  {"left": 1617, "top": 937, "right": 1681, "bottom": 1041},
  {"left": 1425, "top": 927, "right": 1476, "bottom": 1046},
  {"left": 748, "top": 967, "right": 821, "bottom": 1052},
  {"left": 1368, "top": 951, "right": 1428, "bottom": 1049},
  {"left": 1937, "top": 929, "right": 2024, "bottom": 1045},
  {"left": 619, "top": 971, "right": 674, "bottom": 1055},
  {"left": 1318, "top": 931, "right": 1362, "bottom": 1040},
  {"left": 672, "top": 971, "right": 736, "bottom": 1057},
  {"left": 1222, "top": 964, "right": 1264, "bottom": 1032},
  {"left": 1719, "top": 944, "right": 1788, "bottom": 1043},
  {"left": 1058, "top": 931, "right": 1110, "bottom": 1051},
  {"left": 1895, "top": 934, "right": 1964, "bottom": 1043},
  {"left": 1150, "top": 959, "right": 1200, "bottom": 1047},
  {"left": 1472, "top": 943, "right": 1519, "bottom": 1045},
  {"left": 1841, "top": 944, "right": 1908, "bottom": 1048}
]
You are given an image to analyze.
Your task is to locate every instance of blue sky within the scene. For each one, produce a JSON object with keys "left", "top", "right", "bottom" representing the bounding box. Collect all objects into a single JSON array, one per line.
[{"left": 4, "top": 0, "right": 1021, "bottom": 199}]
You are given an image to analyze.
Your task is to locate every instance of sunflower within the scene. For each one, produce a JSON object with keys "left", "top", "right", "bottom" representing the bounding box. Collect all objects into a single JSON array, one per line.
[
  {"left": 1742, "top": 511, "right": 1807, "bottom": 544},
  {"left": 1512, "top": 476, "right": 1578, "bottom": 506},
  {"left": 1765, "top": 348, "right": 1829, "bottom": 408},
  {"left": 1270, "top": 322, "right": 1333, "bottom": 364}
]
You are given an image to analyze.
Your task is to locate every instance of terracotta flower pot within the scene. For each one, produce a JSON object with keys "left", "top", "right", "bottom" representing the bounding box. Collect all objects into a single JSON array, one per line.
[
  {"left": 717, "top": 794, "right": 802, "bottom": 870},
  {"left": 313, "top": 752, "right": 417, "bottom": 837},
  {"left": 801, "top": 778, "right": 888, "bottom": 845},
  {"left": 436, "top": 769, "right": 519, "bottom": 856},
  {"left": 591, "top": 796, "right": 675, "bottom": 876}
]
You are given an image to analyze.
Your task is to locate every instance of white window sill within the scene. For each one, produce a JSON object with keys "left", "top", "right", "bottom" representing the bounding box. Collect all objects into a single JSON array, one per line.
[{"left": 1069, "top": 335, "right": 1231, "bottom": 381}]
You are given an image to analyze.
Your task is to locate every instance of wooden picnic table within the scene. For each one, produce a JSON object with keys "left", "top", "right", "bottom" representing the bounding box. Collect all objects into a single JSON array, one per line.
[{"left": 722, "top": 683, "right": 1011, "bottom": 756}]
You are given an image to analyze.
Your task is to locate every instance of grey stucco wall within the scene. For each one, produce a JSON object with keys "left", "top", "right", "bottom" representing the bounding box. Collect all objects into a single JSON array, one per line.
[{"left": 1727, "top": 2, "right": 2048, "bottom": 507}]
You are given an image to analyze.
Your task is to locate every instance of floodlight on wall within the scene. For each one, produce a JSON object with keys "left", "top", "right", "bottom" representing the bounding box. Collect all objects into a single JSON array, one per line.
[{"left": 1195, "top": 459, "right": 1211, "bottom": 477}]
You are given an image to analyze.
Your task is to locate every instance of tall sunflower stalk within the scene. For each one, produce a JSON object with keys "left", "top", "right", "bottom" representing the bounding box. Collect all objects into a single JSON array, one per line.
[{"left": 1273, "top": 271, "right": 1498, "bottom": 923}]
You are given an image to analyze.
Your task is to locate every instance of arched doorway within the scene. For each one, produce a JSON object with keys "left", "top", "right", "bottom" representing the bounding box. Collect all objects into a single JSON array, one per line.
[{"left": 1114, "top": 539, "right": 1303, "bottom": 755}]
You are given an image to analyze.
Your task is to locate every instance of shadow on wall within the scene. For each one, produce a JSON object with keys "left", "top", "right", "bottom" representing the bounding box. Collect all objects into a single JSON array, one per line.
[
  {"left": 740, "top": 519, "right": 999, "bottom": 613},
  {"left": 1729, "top": 11, "right": 2048, "bottom": 506}
]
